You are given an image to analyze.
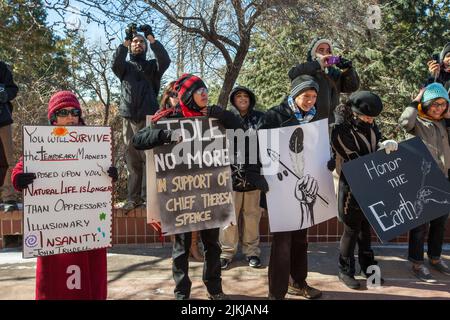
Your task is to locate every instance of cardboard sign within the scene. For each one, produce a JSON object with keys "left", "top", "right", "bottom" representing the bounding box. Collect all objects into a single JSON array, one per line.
[
  {"left": 146, "top": 117, "right": 235, "bottom": 235},
  {"left": 258, "top": 119, "right": 337, "bottom": 232},
  {"left": 22, "top": 126, "right": 113, "bottom": 258},
  {"left": 342, "top": 137, "right": 450, "bottom": 242}
]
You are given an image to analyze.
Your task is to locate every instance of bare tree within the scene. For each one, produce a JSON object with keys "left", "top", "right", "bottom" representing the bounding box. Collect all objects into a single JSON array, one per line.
[
  {"left": 45, "top": 0, "right": 293, "bottom": 107},
  {"left": 66, "top": 31, "right": 119, "bottom": 125}
]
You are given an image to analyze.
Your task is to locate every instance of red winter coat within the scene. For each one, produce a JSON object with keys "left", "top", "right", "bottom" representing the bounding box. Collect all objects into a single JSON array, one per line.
[{"left": 12, "top": 158, "right": 107, "bottom": 300}]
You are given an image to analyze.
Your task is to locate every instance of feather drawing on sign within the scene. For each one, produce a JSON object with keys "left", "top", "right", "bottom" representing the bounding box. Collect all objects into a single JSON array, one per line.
[
  {"left": 415, "top": 159, "right": 450, "bottom": 218},
  {"left": 267, "top": 127, "right": 329, "bottom": 229}
]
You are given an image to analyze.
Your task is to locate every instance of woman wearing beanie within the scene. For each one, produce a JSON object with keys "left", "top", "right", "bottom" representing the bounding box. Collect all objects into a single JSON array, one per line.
[
  {"left": 11, "top": 90, "right": 118, "bottom": 300},
  {"left": 259, "top": 74, "right": 323, "bottom": 300},
  {"left": 158, "top": 81, "right": 204, "bottom": 262},
  {"left": 331, "top": 91, "right": 398, "bottom": 289},
  {"left": 132, "top": 74, "right": 244, "bottom": 300},
  {"left": 399, "top": 83, "right": 450, "bottom": 282}
]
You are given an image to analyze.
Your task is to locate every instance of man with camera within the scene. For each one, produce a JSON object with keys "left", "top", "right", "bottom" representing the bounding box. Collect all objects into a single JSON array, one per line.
[
  {"left": 288, "top": 38, "right": 360, "bottom": 125},
  {"left": 112, "top": 23, "right": 171, "bottom": 211},
  {"left": 0, "top": 60, "right": 19, "bottom": 212}
]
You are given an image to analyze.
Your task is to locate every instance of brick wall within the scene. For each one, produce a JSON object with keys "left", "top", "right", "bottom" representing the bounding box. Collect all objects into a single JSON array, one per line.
[{"left": 1, "top": 208, "right": 450, "bottom": 248}]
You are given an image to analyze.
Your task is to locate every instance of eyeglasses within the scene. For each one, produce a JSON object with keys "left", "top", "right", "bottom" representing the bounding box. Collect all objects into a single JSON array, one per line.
[
  {"left": 55, "top": 109, "right": 81, "bottom": 117},
  {"left": 168, "top": 91, "right": 178, "bottom": 98},
  {"left": 430, "top": 102, "right": 448, "bottom": 109},
  {"left": 194, "top": 87, "right": 208, "bottom": 95}
]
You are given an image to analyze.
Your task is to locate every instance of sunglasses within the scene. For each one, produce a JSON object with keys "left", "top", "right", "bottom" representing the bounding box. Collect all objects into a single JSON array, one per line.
[
  {"left": 168, "top": 91, "right": 178, "bottom": 98},
  {"left": 194, "top": 87, "right": 208, "bottom": 95},
  {"left": 55, "top": 108, "right": 81, "bottom": 117}
]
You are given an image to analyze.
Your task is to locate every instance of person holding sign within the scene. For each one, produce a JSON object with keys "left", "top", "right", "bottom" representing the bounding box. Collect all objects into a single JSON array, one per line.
[
  {"left": 133, "top": 74, "right": 244, "bottom": 300},
  {"left": 399, "top": 83, "right": 450, "bottom": 282},
  {"left": 159, "top": 81, "right": 204, "bottom": 262},
  {"left": 11, "top": 91, "right": 118, "bottom": 300},
  {"left": 259, "top": 74, "right": 323, "bottom": 300},
  {"left": 219, "top": 86, "right": 267, "bottom": 270},
  {"left": 331, "top": 91, "right": 398, "bottom": 289}
]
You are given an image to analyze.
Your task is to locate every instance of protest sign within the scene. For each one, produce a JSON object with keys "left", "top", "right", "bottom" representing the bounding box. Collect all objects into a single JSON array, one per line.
[
  {"left": 22, "top": 126, "right": 113, "bottom": 258},
  {"left": 342, "top": 137, "right": 450, "bottom": 242},
  {"left": 146, "top": 117, "right": 235, "bottom": 235},
  {"left": 258, "top": 119, "right": 337, "bottom": 232}
]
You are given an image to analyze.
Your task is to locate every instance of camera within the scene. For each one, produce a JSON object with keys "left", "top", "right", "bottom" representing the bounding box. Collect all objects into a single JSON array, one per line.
[{"left": 326, "top": 56, "right": 341, "bottom": 65}]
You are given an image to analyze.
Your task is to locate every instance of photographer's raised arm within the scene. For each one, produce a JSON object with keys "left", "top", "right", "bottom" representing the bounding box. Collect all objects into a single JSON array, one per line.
[
  {"left": 288, "top": 60, "right": 322, "bottom": 80},
  {"left": 112, "top": 44, "right": 129, "bottom": 80},
  {"left": 148, "top": 40, "right": 171, "bottom": 76},
  {"left": 338, "top": 67, "right": 360, "bottom": 93}
]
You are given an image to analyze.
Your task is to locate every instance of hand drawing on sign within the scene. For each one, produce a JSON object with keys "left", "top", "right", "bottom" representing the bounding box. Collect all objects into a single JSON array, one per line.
[
  {"left": 414, "top": 159, "right": 450, "bottom": 218},
  {"left": 267, "top": 127, "right": 329, "bottom": 229}
]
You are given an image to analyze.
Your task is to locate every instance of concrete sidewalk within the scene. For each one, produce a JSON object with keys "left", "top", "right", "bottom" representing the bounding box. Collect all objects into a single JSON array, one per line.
[{"left": 0, "top": 243, "right": 449, "bottom": 300}]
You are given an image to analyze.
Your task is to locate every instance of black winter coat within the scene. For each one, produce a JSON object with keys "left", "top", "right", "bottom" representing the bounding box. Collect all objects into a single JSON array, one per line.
[
  {"left": 0, "top": 61, "right": 18, "bottom": 127},
  {"left": 229, "top": 87, "right": 267, "bottom": 192},
  {"left": 330, "top": 112, "right": 382, "bottom": 220},
  {"left": 259, "top": 97, "right": 318, "bottom": 129},
  {"left": 112, "top": 41, "right": 171, "bottom": 121}
]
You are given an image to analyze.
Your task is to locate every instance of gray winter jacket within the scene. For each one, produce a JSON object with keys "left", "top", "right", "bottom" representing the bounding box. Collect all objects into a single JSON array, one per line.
[{"left": 399, "top": 105, "right": 450, "bottom": 177}]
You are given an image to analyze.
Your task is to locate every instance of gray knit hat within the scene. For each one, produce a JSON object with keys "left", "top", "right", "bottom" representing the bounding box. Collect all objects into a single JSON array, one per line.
[{"left": 290, "top": 75, "right": 319, "bottom": 99}]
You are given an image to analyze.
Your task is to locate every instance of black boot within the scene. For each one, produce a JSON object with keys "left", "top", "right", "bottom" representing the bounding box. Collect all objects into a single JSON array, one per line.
[{"left": 338, "top": 255, "right": 360, "bottom": 289}]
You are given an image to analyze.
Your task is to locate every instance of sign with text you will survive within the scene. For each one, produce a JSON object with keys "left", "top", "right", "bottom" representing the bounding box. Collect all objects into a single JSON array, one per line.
[
  {"left": 342, "top": 137, "right": 450, "bottom": 242},
  {"left": 146, "top": 117, "right": 235, "bottom": 235},
  {"left": 22, "top": 126, "right": 113, "bottom": 258}
]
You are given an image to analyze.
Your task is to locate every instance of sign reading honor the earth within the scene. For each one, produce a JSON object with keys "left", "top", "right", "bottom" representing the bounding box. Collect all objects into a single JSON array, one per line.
[
  {"left": 146, "top": 117, "right": 235, "bottom": 235},
  {"left": 22, "top": 126, "right": 113, "bottom": 258},
  {"left": 258, "top": 119, "right": 337, "bottom": 232},
  {"left": 342, "top": 137, "right": 450, "bottom": 242}
]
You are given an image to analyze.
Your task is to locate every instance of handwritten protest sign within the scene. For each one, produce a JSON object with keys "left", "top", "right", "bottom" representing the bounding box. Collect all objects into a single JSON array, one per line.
[
  {"left": 342, "top": 137, "right": 450, "bottom": 242},
  {"left": 146, "top": 117, "right": 235, "bottom": 235},
  {"left": 22, "top": 126, "right": 113, "bottom": 258}
]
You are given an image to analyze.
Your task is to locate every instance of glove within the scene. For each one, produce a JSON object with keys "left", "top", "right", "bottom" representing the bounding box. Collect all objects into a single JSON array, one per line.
[
  {"left": 138, "top": 24, "right": 154, "bottom": 38},
  {"left": 327, "top": 158, "right": 336, "bottom": 171},
  {"left": 0, "top": 86, "right": 8, "bottom": 103},
  {"left": 378, "top": 140, "right": 398, "bottom": 155},
  {"left": 336, "top": 57, "right": 352, "bottom": 70},
  {"left": 125, "top": 23, "right": 137, "bottom": 41},
  {"left": 158, "top": 129, "right": 173, "bottom": 144},
  {"left": 16, "top": 172, "right": 36, "bottom": 189},
  {"left": 107, "top": 166, "right": 118, "bottom": 182}
]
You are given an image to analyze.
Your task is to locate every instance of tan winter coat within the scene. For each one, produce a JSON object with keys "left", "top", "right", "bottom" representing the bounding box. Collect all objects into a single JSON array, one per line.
[{"left": 399, "top": 106, "right": 450, "bottom": 177}]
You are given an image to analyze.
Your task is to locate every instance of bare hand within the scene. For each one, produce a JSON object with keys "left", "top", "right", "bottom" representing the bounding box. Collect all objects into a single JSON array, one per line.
[
  {"left": 316, "top": 54, "right": 332, "bottom": 69},
  {"left": 427, "top": 60, "right": 440, "bottom": 78},
  {"left": 413, "top": 87, "right": 426, "bottom": 102}
]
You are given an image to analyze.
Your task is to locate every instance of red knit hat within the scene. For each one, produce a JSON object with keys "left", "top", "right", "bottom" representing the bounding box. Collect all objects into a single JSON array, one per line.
[
  {"left": 174, "top": 74, "right": 207, "bottom": 118},
  {"left": 47, "top": 91, "right": 82, "bottom": 124}
]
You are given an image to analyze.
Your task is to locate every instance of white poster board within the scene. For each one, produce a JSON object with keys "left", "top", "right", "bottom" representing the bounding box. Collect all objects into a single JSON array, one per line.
[
  {"left": 258, "top": 119, "right": 337, "bottom": 232},
  {"left": 22, "top": 126, "right": 113, "bottom": 258}
]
